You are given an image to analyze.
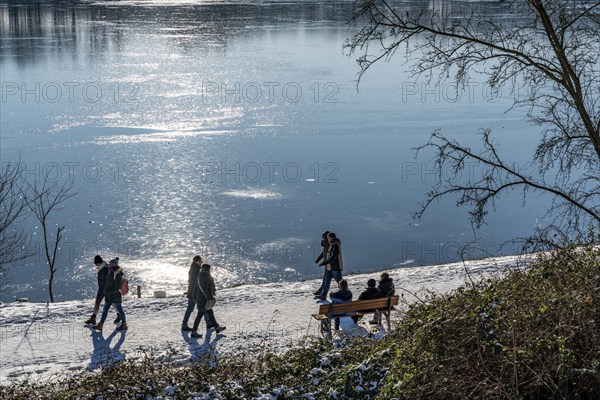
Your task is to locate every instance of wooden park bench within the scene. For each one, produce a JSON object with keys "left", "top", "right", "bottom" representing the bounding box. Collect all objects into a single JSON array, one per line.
[{"left": 312, "top": 296, "right": 399, "bottom": 341}]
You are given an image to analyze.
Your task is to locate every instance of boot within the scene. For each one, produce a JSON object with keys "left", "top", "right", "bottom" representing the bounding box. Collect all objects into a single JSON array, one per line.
[
  {"left": 215, "top": 325, "right": 226, "bottom": 334},
  {"left": 181, "top": 325, "right": 193, "bottom": 331},
  {"left": 85, "top": 314, "right": 96, "bottom": 325},
  {"left": 191, "top": 331, "right": 202, "bottom": 338},
  {"left": 93, "top": 323, "right": 103, "bottom": 331},
  {"left": 114, "top": 314, "right": 122, "bottom": 324},
  {"left": 116, "top": 322, "right": 128, "bottom": 331}
]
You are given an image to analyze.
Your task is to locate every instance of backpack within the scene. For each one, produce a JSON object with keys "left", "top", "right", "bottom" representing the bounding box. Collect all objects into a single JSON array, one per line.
[{"left": 120, "top": 276, "right": 129, "bottom": 295}]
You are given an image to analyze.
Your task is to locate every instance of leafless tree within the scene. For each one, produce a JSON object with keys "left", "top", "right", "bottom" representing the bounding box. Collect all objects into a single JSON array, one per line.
[
  {"left": 0, "top": 162, "right": 31, "bottom": 293},
  {"left": 26, "top": 173, "right": 77, "bottom": 303},
  {"left": 347, "top": 0, "right": 600, "bottom": 245}
]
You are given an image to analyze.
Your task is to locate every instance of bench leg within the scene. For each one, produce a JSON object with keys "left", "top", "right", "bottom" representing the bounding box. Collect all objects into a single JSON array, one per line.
[
  {"left": 385, "top": 311, "right": 391, "bottom": 331},
  {"left": 373, "top": 312, "right": 382, "bottom": 325},
  {"left": 320, "top": 319, "right": 332, "bottom": 341}
]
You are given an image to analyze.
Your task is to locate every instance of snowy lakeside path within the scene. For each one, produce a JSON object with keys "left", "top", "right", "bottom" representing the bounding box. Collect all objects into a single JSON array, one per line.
[
  {"left": 0, "top": 255, "right": 529, "bottom": 384},
  {"left": 1, "top": 281, "right": 323, "bottom": 384}
]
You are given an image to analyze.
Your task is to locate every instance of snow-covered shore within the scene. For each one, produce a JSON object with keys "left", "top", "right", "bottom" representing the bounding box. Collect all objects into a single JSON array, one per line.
[{"left": 0, "top": 254, "right": 531, "bottom": 384}]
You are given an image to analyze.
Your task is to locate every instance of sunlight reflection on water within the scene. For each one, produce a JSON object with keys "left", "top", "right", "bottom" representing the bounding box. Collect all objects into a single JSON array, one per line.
[
  {"left": 0, "top": 0, "right": 550, "bottom": 302},
  {"left": 221, "top": 189, "right": 283, "bottom": 200}
]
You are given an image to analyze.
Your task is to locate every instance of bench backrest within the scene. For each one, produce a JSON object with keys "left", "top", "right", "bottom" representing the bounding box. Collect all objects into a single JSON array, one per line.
[{"left": 316, "top": 296, "right": 399, "bottom": 315}]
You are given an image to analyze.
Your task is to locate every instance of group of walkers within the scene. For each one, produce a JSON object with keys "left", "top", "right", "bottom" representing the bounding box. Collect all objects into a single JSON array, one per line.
[
  {"left": 85, "top": 230, "right": 394, "bottom": 336},
  {"left": 313, "top": 230, "right": 396, "bottom": 329},
  {"left": 85, "top": 254, "right": 226, "bottom": 339}
]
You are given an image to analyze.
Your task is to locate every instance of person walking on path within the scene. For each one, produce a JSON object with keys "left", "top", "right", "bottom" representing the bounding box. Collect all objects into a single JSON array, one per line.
[
  {"left": 313, "top": 231, "right": 331, "bottom": 296},
  {"left": 191, "top": 263, "right": 226, "bottom": 339},
  {"left": 182, "top": 255, "right": 203, "bottom": 331},
  {"left": 85, "top": 255, "right": 110, "bottom": 325},
  {"left": 316, "top": 232, "right": 343, "bottom": 300},
  {"left": 93, "top": 257, "right": 127, "bottom": 331}
]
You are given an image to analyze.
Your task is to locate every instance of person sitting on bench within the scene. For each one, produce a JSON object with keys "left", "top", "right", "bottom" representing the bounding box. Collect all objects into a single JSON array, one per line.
[
  {"left": 359, "top": 278, "right": 384, "bottom": 300},
  {"left": 372, "top": 272, "right": 396, "bottom": 324},
  {"left": 378, "top": 272, "right": 395, "bottom": 297},
  {"left": 355, "top": 278, "right": 384, "bottom": 324},
  {"left": 329, "top": 279, "right": 352, "bottom": 330}
]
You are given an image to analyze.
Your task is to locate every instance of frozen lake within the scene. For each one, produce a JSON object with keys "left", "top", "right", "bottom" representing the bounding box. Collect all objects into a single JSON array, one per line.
[{"left": 0, "top": 0, "right": 548, "bottom": 302}]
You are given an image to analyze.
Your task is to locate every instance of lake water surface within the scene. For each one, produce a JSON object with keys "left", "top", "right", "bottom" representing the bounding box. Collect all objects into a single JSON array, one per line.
[{"left": 0, "top": 0, "right": 550, "bottom": 302}]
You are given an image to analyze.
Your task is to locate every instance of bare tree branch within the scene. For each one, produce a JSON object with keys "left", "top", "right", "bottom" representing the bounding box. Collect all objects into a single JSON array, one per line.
[
  {"left": 347, "top": 0, "right": 600, "bottom": 244},
  {"left": 0, "top": 162, "right": 32, "bottom": 294},
  {"left": 25, "top": 172, "right": 78, "bottom": 303}
]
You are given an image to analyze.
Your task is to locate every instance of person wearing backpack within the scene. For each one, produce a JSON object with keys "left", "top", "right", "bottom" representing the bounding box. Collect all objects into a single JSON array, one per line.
[{"left": 93, "top": 257, "right": 127, "bottom": 331}]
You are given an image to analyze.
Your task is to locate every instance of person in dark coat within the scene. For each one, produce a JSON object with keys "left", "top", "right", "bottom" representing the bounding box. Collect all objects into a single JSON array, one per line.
[
  {"left": 329, "top": 279, "right": 352, "bottom": 330},
  {"left": 94, "top": 257, "right": 127, "bottom": 331},
  {"left": 191, "top": 263, "right": 226, "bottom": 338},
  {"left": 358, "top": 278, "right": 384, "bottom": 300},
  {"left": 359, "top": 278, "right": 385, "bottom": 325},
  {"left": 378, "top": 272, "right": 395, "bottom": 297},
  {"left": 313, "top": 231, "right": 330, "bottom": 296},
  {"left": 182, "top": 255, "right": 203, "bottom": 331},
  {"left": 371, "top": 273, "right": 396, "bottom": 324},
  {"left": 85, "top": 255, "right": 110, "bottom": 325},
  {"left": 316, "top": 232, "right": 343, "bottom": 300}
]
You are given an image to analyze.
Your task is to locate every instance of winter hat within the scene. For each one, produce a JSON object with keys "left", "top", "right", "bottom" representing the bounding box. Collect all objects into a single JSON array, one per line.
[
  {"left": 109, "top": 257, "right": 120, "bottom": 267},
  {"left": 321, "top": 231, "right": 331, "bottom": 239},
  {"left": 93, "top": 255, "right": 103, "bottom": 264},
  {"left": 367, "top": 278, "right": 377, "bottom": 288}
]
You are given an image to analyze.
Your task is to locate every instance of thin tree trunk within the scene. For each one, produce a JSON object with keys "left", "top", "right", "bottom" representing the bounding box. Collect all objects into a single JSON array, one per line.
[{"left": 49, "top": 270, "right": 54, "bottom": 303}]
